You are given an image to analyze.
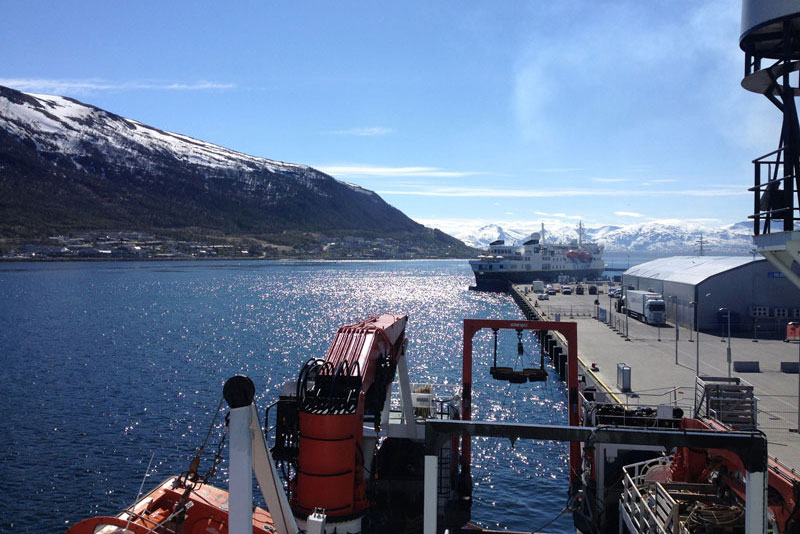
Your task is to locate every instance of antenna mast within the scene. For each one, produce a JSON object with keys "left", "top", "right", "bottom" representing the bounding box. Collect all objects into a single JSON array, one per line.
[{"left": 696, "top": 234, "right": 705, "bottom": 256}]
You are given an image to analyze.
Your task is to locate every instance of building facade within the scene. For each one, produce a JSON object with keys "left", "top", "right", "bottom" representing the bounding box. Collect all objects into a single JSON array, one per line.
[{"left": 622, "top": 256, "right": 800, "bottom": 336}]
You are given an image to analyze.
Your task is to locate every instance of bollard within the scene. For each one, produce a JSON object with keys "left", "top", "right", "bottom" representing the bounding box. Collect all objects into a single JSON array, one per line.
[{"left": 553, "top": 346, "right": 565, "bottom": 381}]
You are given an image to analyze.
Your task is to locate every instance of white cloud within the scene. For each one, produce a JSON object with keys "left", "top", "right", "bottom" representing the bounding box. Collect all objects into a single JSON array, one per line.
[
  {"left": 316, "top": 164, "right": 481, "bottom": 178},
  {"left": 531, "top": 167, "right": 583, "bottom": 173},
  {"left": 615, "top": 211, "right": 643, "bottom": 218},
  {"left": 512, "top": 52, "right": 555, "bottom": 143},
  {"left": 591, "top": 177, "right": 630, "bottom": 183},
  {"left": 328, "top": 127, "right": 393, "bottom": 136},
  {"left": 509, "top": 0, "right": 767, "bottom": 158},
  {"left": 534, "top": 210, "right": 583, "bottom": 220},
  {"left": 376, "top": 185, "right": 748, "bottom": 198},
  {"left": 0, "top": 78, "right": 234, "bottom": 95},
  {"left": 644, "top": 217, "right": 723, "bottom": 226},
  {"left": 643, "top": 179, "right": 678, "bottom": 184}
]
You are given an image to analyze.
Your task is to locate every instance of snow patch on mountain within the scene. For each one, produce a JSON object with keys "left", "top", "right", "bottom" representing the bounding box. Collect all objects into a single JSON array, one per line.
[
  {"left": 417, "top": 218, "right": 755, "bottom": 254},
  {"left": 0, "top": 87, "right": 364, "bottom": 201}
]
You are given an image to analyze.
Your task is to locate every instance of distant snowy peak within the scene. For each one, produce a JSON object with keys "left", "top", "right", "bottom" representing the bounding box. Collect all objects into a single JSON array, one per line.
[
  {"left": 447, "top": 221, "right": 754, "bottom": 254},
  {"left": 473, "top": 224, "right": 527, "bottom": 245}
]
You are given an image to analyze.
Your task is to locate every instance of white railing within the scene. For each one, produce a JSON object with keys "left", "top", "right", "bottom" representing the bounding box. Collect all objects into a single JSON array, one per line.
[{"left": 620, "top": 457, "right": 679, "bottom": 534}]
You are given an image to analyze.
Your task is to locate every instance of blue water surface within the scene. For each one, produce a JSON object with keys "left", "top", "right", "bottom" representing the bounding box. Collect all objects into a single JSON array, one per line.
[{"left": 0, "top": 259, "right": 569, "bottom": 533}]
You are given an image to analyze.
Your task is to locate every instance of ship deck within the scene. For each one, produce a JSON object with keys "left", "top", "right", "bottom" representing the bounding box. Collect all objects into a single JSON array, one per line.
[{"left": 512, "top": 283, "right": 800, "bottom": 472}]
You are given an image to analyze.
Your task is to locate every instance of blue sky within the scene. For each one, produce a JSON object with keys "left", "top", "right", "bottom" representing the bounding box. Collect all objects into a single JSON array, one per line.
[{"left": 0, "top": 1, "right": 777, "bottom": 232}]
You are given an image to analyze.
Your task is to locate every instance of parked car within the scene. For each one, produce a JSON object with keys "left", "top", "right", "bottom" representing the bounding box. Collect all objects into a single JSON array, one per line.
[
  {"left": 562, "top": 286, "right": 573, "bottom": 295},
  {"left": 547, "top": 287, "right": 557, "bottom": 295},
  {"left": 538, "top": 292, "right": 549, "bottom": 300},
  {"left": 588, "top": 285, "right": 598, "bottom": 295},
  {"left": 575, "top": 285, "right": 585, "bottom": 295}
]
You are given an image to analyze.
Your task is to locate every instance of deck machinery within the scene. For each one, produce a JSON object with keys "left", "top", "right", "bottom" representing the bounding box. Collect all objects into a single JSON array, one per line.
[
  {"left": 270, "top": 314, "right": 469, "bottom": 534},
  {"left": 68, "top": 315, "right": 799, "bottom": 534}
]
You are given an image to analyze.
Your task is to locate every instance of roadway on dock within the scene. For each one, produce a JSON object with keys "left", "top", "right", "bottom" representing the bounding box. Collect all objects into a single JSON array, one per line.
[{"left": 513, "top": 283, "right": 800, "bottom": 471}]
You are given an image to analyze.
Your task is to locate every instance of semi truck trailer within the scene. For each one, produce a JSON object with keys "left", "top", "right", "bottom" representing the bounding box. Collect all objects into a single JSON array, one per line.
[{"left": 625, "top": 290, "right": 666, "bottom": 325}]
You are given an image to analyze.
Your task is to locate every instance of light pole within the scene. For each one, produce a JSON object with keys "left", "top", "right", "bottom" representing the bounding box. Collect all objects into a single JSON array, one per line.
[
  {"left": 719, "top": 307, "right": 732, "bottom": 378},
  {"left": 790, "top": 321, "right": 800, "bottom": 433},
  {"left": 624, "top": 290, "right": 630, "bottom": 341},
  {"left": 693, "top": 299, "right": 702, "bottom": 378},
  {"left": 672, "top": 296, "right": 679, "bottom": 364}
]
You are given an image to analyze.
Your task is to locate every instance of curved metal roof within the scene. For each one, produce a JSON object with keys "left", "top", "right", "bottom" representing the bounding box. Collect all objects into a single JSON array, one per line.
[{"left": 623, "top": 256, "right": 764, "bottom": 286}]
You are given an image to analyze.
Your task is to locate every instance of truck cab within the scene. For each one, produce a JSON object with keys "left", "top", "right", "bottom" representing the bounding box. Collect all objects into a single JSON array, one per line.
[
  {"left": 643, "top": 298, "right": 666, "bottom": 325},
  {"left": 625, "top": 290, "right": 666, "bottom": 325}
]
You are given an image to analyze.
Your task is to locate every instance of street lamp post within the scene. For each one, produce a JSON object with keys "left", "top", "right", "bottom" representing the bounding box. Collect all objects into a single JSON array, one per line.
[
  {"left": 719, "top": 307, "right": 732, "bottom": 378},
  {"left": 790, "top": 321, "right": 800, "bottom": 433},
  {"left": 672, "top": 296, "right": 679, "bottom": 364},
  {"left": 625, "top": 293, "right": 630, "bottom": 341}
]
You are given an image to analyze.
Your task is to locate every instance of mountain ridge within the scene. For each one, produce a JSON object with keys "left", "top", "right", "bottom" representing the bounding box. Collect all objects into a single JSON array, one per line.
[
  {"left": 0, "top": 85, "right": 474, "bottom": 257},
  {"left": 429, "top": 220, "right": 755, "bottom": 254}
]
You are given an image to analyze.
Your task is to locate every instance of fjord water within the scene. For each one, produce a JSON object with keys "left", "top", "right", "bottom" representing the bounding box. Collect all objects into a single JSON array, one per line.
[{"left": 0, "top": 260, "right": 569, "bottom": 533}]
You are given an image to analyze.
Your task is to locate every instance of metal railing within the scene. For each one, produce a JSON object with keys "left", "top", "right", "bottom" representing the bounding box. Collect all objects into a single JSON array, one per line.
[
  {"left": 694, "top": 376, "right": 758, "bottom": 430},
  {"left": 749, "top": 146, "right": 799, "bottom": 235},
  {"left": 620, "top": 456, "right": 679, "bottom": 534},
  {"left": 543, "top": 305, "right": 595, "bottom": 318},
  {"left": 754, "top": 397, "right": 799, "bottom": 431}
]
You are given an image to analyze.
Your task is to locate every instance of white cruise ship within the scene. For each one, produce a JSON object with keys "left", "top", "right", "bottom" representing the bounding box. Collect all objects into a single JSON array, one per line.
[{"left": 469, "top": 224, "right": 604, "bottom": 290}]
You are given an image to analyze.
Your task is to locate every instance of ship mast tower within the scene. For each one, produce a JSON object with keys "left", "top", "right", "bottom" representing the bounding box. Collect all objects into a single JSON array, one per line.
[{"left": 741, "top": 0, "right": 800, "bottom": 289}]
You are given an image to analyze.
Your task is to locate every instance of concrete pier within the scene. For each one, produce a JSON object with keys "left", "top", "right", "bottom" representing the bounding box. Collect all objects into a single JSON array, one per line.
[{"left": 511, "top": 283, "right": 800, "bottom": 471}]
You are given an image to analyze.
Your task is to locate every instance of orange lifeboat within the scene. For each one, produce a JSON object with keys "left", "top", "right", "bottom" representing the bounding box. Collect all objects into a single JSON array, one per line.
[
  {"left": 566, "top": 249, "right": 592, "bottom": 262},
  {"left": 66, "top": 476, "right": 274, "bottom": 534}
]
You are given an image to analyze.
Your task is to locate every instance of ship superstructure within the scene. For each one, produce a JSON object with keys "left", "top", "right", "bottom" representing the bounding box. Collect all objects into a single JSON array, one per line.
[
  {"left": 469, "top": 224, "right": 604, "bottom": 290},
  {"left": 741, "top": 0, "right": 800, "bottom": 291}
]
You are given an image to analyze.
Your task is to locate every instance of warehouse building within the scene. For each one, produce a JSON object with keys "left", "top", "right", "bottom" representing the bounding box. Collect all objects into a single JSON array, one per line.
[{"left": 621, "top": 256, "right": 800, "bottom": 336}]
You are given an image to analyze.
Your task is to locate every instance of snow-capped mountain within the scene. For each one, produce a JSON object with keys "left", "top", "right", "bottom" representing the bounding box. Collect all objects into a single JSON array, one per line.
[
  {"left": 465, "top": 224, "right": 528, "bottom": 246},
  {"left": 429, "top": 220, "right": 754, "bottom": 254},
  {"left": 0, "top": 85, "right": 471, "bottom": 255}
]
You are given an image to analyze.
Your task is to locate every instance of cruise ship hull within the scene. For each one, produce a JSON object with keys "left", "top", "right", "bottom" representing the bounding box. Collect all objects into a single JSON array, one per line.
[{"left": 471, "top": 268, "right": 605, "bottom": 291}]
